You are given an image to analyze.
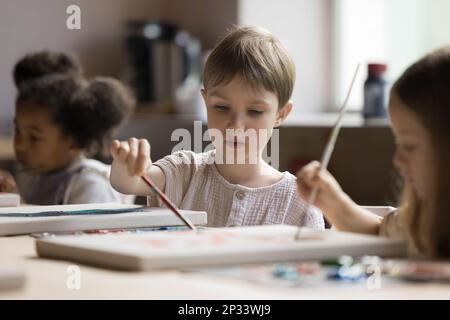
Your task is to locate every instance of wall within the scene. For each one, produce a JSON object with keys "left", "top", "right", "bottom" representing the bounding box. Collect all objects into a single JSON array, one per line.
[
  {"left": 0, "top": 0, "right": 155, "bottom": 133},
  {"left": 0, "top": 0, "right": 238, "bottom": 134},
  {"left": 238, "top": 0, "right": 334, "bottom": 114},
  {"left": 162, "top": 0, "right": 238, "bottom": 49},
  {"left": 334, "top": 0, "right": 450, "bottom": 110}
]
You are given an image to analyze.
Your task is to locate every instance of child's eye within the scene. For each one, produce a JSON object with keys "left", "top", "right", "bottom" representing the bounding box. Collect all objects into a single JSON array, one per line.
[
  {"left": 248, "top": 109, "right": 263, "bottom": 117},
  {"left": 29, "top": 135, "right": 42, "bottom": 143},
  {"left": 397, "top": 143, "right": 417, "bottom": 153},
  {"left": 214, "top": 105, "right": 230, "bottom": 112}
]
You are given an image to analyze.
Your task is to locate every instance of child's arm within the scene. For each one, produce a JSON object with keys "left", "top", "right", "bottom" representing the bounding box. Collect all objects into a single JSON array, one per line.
[
  {"left": 296, "top": 161, "right": 382, "bottom": 235},
  {"left": 109, "top": 138, "right": 166, "bottom": 196},
  {"left": 0, "top": 170, "right": 18, "bottom": 193}
]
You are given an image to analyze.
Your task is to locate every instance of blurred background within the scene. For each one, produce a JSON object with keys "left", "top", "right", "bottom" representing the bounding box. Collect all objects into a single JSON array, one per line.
[{"left": 1, "top": 0, "right": 449, "bottom": 205}]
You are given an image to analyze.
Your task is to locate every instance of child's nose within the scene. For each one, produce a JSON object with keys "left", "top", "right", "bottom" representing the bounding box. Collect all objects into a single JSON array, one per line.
[
  {"left": 227, "top": 113, "right": 245, "bottom": 130},
  {"left": 393, "top": 149, "right": 407, "bottom": 172}
]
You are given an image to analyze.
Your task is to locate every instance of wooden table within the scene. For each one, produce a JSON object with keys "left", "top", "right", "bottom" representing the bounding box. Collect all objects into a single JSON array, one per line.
[{"left": 1, "top": 235, "right": 450, "bottom": 300}]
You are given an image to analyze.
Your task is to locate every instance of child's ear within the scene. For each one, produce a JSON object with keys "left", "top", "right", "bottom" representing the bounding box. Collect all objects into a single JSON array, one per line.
[
  {"left": 274, "top": 101, "right": 293, "bottom": 127},
  {"left": 201, "top": 88, "right": 207, "bottom": 102},
  {"left": 67, "top": 136, "right": 80, "bottom": 153},
  {"left": 201, "top": 88, "right": 209, "bottom": 110}
]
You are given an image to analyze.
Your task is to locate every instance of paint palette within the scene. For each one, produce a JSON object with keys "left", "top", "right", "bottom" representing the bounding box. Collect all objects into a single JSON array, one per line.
[{"left": 36, "top": 225, "right": 407, "bottom": 271}]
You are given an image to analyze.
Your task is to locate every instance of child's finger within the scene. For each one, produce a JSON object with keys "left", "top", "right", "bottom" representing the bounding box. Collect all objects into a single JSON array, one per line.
[
  {"left": 297, "top": 162, "right": 333, "bottom": 195},
  {"left": 127, "top": 137, "right": 139, "bottom": 176},
  {"left": 300, "top": 165, "right": 342, "bottom": 198},
  {"left": 0, "top": 176, "right": 17, "bottom": 193},
  {"left": 296, "top": 178, "right": 311, "bottom": 199},
  {"left": 297, "top": 173, "right": 323, "bottom": 191},
  {"left": 305, "top": 161, "right": 321, "bottom": 180},
  {"left": 112, "top": 140, "right": 129, "bottom": 162},
  {"left": 0, "top": 170, "right": 14, "bottom": 180},
  {"left": 110, "top": 140, "right": 121, "bottom": 157},
  {"left": 135, "top": 139, "right": 151, "bottom": 176},
  {"left": 117, "top": 141, "right": 130, "bottom": 163},
  {"left": 296, "top": 161, "right": 320, "bottom": 183},
  {"left": 317, "top": 169, "right": 342, "bottom": 195}
]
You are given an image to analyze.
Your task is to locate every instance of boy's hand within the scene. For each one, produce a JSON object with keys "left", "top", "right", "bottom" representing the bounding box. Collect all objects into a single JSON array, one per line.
[
  {"left": 0, "top": 170, "right": 18, "bottom": 193},
  {"left": 296, "top": 161, "right": 346, "bottom": 214},
  {"left": 110, "top": 138, "right": 152, "bottom": 176}
]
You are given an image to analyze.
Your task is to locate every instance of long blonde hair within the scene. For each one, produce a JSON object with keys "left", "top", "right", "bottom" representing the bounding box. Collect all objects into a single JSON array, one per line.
[{"left": 392, "top": 47, "right": 450, "bottom": 258}]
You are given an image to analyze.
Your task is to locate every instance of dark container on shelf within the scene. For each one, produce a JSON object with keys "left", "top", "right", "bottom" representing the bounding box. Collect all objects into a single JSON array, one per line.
[{"left": 363, "top": 63, "right": 389, "bottom": 119}]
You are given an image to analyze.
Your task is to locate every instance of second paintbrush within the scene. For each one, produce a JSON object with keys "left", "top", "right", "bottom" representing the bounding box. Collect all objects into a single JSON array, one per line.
[{"left": 295, "top": 63, "right": 361, "bottom": 240}]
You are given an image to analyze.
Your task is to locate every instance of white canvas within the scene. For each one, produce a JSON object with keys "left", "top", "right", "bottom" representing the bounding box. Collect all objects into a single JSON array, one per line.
[
  {"left": 0, "top": 203, "right": 207, "bottom": 236},
  {"left": 36, "top": 225, "right": 407, "bottom": 271}
]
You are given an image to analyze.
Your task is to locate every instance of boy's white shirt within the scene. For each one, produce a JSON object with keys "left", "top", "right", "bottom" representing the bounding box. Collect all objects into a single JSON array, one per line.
[{"left": 111, "top": 150, "right": 325, "bottom": 229}]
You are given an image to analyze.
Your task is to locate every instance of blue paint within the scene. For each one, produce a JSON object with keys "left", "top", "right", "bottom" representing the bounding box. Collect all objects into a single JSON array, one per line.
[
  {"left": 272, "top": 264, "right": 300, "bottom": 281},
  {"left": 0, "top": 207, "right": 145, "bottom": 218},
  {"left": 327, "top": 264, "right": 366, "bottom": 282}
]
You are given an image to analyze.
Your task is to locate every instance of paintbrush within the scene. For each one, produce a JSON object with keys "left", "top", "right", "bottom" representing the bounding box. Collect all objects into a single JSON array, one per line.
[
  {"left": 140, "top": 174, "right": 197, "bottom": 231},
  {"left": 295, "top": 63, "right": 361, "bottom": 240}
]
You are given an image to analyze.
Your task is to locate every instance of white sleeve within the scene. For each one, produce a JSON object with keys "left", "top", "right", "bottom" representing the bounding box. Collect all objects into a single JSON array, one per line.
[
  {"left": 148, "top": 150, "right": 197, "bottom": 207},
  {"left": 64, "top": 171, "right": 126, "bottom": 204}
]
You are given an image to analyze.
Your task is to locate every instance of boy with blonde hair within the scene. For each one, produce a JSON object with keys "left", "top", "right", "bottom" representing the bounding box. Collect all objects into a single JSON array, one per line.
[{"left": 110, "top": 26, "right": 324, "bottom": 228}]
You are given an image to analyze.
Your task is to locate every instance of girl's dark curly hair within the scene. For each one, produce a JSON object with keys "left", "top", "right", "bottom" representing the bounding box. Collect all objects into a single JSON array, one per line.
[
  {"left": 13, "top": 50, "right": 83, "bottom": 88},
  {"left": 14, "top": 51, "right": 135, "bottom": 156}
]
